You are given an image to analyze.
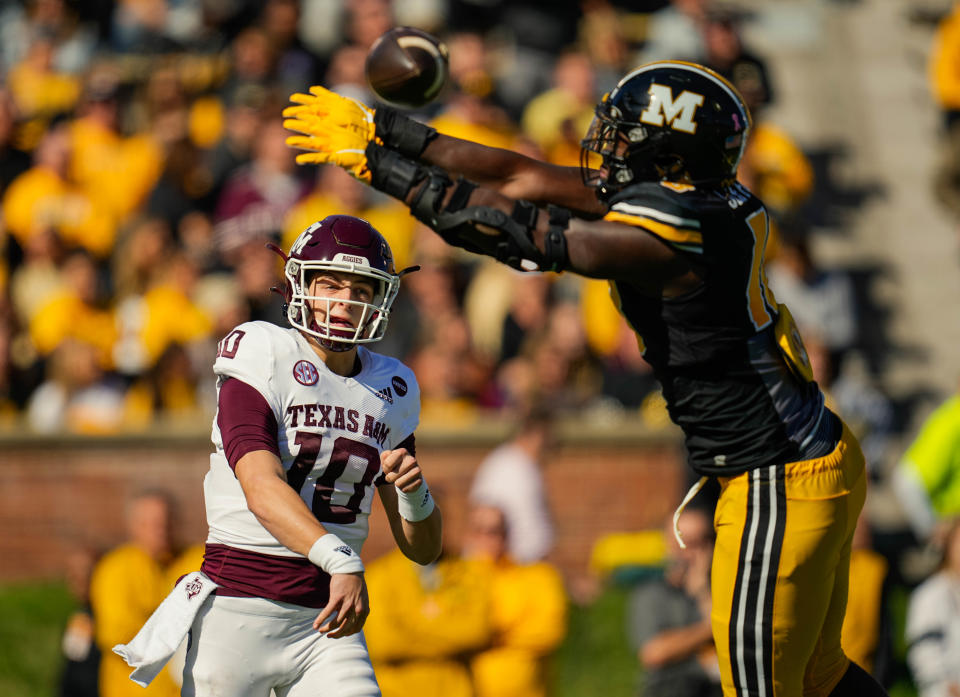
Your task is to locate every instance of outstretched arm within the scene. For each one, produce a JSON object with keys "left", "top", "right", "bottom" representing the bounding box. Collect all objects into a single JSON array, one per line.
[
  {"left": 283, "top": 87, "right": 697, "bottom": 291},
  {"left": 282, "top": 86, "right": 603, "bottom": 216},
  {"left": 365, "top": 146, "right": 698, "bottom": 293},
  {"left": 417, "top": 133, "right": 602, "bottom": 215}
]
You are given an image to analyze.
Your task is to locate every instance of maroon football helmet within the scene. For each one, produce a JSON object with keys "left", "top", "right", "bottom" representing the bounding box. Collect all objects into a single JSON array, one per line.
[{"left": 277, "top": 215, "right": 401, "bottom": 351}]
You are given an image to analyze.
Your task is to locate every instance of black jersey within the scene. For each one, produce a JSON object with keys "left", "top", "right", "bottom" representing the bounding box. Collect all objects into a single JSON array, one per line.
[{"left": 605, "top": 180, "right": 832, "bottom": 476}]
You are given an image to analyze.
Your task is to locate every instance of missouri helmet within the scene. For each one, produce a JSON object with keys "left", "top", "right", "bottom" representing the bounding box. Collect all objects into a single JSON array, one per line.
[
  {"left": 277, "top": 215, "right": 401, "bottom": 351},
  {"left": 581, "top": 61, "right": 751, "bottom": 197}
]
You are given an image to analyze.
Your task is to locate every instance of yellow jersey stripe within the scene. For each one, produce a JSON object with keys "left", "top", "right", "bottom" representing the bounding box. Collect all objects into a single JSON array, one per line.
[{"left": 604, "top": 210, "right": 704, "bottom": 246}]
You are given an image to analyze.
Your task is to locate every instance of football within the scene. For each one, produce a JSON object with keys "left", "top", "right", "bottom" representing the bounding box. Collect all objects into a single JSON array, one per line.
[{"left": 365, "top": 27, "right": 449, "bottom": 109}]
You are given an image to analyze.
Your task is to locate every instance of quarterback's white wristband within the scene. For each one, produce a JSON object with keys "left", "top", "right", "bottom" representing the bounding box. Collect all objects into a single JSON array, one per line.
[
  {"left": 395, "top": 483, "right": 435, "bottom": 522},
  {"left": 307, "top": 534, "right": 364, "bottom": 575}
]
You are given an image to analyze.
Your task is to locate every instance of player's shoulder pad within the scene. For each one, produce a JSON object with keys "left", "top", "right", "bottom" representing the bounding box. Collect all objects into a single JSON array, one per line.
[
  {"left": 361, "top": 349, "right": 420, "bottom": 448},
  {"left": 362, "top": 348, "right": 421, "bottom": 403},
  {"left": 213, "top": 321, "right": 291, "bottom": 396},
  {"left": 604, "top": 181, "right": 704, "bottom": 254}
]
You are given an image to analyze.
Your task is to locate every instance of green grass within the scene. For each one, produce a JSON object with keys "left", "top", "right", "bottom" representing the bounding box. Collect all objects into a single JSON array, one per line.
[
  {"left": 554, "top": 586, "right": 636, "bottom": 697},
  {"left": 0, "top": 581, "right": 920, "bottom": 697},
  {"left": 0, "top": 582, "right": 75, "bottom": 697}
]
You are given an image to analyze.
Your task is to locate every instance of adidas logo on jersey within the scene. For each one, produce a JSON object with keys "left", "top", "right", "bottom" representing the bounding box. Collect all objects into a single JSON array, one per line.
[{"left": 375, "top": 386, "right": 394, "bottom": 404}]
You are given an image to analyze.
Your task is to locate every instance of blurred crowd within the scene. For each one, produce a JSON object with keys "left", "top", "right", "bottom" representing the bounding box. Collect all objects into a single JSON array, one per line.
[
  {"left": 3, "top": 0, "right": 956, "bottom": 694},
  {"left": 0, "top": 0, "right": 849, "bottom": 438}
]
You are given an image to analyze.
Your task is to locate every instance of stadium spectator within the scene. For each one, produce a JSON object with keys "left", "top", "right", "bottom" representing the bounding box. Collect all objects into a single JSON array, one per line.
[
  {"left": 112, "top": 250, "right": 212, "bottom": 376},
  {"left": 0, "top": 87, "right": 31, "bottom": 197},
  {"left": 806, "top": 332, "right": 895, "bottom": 476},
  {"left": 68, "top": 67, "right": 165, "bottom": 232},
  {"left": 27, "top": 248, "right": 115, "bottom": 365},
  {"left": 365, "top": 539, "right": 493, "bottom": 697},
  {"left": 407, "top": 309, "right": 489, "bottom": 425},
  {"left": 524, "top": 301, "right": 604, "bottom": 413},
  {"left": 627, "top": 506, "right": 721, "bottom": 697},
  {"left": 90, "top": 489, "right": 195, "bottom": 697},
  {"left": 429, "top": 32, "right": 519, "bottom": 151},
  {"left": 9, "top": 225, "right": 62, "bottom": 329},
  {"left": 521, "top": 50, "right": 598, "bottom": 167},
  {"left": 492, "top": 0, "right": 581, "bottom": 120},
  {"left": 3, "top": 119, "right": 115, "bottom": 259},
  {"left": 704, "top": 16, "right": 812, "bottom": 229},
  {"left": 929, "top": 1, "right": 960, "bottom": 129},
  {"left": 57, "top": 545, "right": 101, "bottom": 697},
  {"left": 840, "top": 514, "right": 892, "bottom": 685},
  {"left": 497, "top": 272, "right": 552, "bottom": 364},
  {"left": 892, "top": 389, "right": 960, "bottom": 544},
  {"left": 464, "top": 503, "right": 568, "bottom": 697},
  {"left": 324, "top": 42, "right": 376, "bottom": 105},
  {"left": 905, "top": 517, "right": 960, "bottom": 697},
  {"left": 766, "top": 233, "right": 858, "bottom": 366},
  {"left": 577, "top": 0, "right": 631, "bottom": 91},
  {"left": 0, "top": 0, "right": 97, "bottom": 77},
  {"left": 206, "top": 85, "right": 267, "bottom": 201},
  {"left": 5, "top": 33, "right": 81, "bottom": 121},
  {"left": 635, "top": 0, "right": 710, "bottom": 65},
  {"left": 214, "top": 117, "right": 309, "bottom": 254},
  {"left": 470, "top": 405, "right": 555, "bottom": 563},
  {"left": 701, "top": 9, "right": 774, "bottom": 115},
  {"left": 26, "top": 337, "right": 125, "bottom": 433},
  {"left": 929, "top": 3, "right": 960, "bottom": 227},
  {"left": 259, "top": 0, "right": 321, "bottom": 96}
]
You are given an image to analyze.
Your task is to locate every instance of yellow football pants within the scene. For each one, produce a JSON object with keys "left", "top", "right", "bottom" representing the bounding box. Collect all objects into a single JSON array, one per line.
[{"left": 712, "top": 423, "right": 866, "bottom": 697}]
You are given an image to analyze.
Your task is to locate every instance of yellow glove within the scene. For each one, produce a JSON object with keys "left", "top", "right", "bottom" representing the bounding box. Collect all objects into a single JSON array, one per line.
[{"left": 283, "top": 86, "right": 377, "bottom": 182}]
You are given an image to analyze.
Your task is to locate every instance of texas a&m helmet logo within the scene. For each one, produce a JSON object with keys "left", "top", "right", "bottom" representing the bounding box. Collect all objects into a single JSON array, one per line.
[{"left": 293, "top": 360, "right": 319, "bottom": 386}]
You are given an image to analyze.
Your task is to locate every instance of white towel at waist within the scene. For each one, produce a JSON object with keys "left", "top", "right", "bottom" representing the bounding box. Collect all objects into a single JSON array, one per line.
[{"left": 112, "top": 571, "right": 218, "bottom": 687}]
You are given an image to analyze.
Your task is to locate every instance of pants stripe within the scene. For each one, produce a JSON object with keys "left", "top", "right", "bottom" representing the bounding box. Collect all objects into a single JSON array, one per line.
[
  {"left": 730, "top": 465, "right": 784, "bottom": 696},
  {"left": 730, "top": 468, "right": 760, "bottom": 695},
  {"left": 762, "top": 466, "right": 787, "bottom": 696}
]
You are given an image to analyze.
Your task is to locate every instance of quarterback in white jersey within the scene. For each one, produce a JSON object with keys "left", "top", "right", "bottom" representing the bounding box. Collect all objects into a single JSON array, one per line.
[{"left": 180, "top": 215, "right": 441, "bottom": 697}]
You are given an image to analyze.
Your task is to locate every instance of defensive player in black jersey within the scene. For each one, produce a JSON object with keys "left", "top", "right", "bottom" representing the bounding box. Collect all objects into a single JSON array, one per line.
[{"left": 283, "top": 60, "right": 886, "bottom": 697}]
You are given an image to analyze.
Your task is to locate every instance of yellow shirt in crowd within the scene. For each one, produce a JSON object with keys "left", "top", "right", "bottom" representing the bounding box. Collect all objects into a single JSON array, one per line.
[
  {"left": 2, "top": 166, "right": 116, "bottom": 258},
  {"left": 471, "top": 558, "right": 568, "bottom": 697},
  {"left": 90, "top": 544, "right": 202, "bottom": 697},
  {"left": 365, "top": 548, "right": 494, "bottom": 697}
]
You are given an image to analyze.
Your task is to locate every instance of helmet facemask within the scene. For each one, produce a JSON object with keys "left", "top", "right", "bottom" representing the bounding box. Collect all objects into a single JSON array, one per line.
[
  {"left": 581, "top": 101, "right": 682, "bottom": 199},
  {"left": 285, "top": 257, "right": 400, "bottom": 352}
]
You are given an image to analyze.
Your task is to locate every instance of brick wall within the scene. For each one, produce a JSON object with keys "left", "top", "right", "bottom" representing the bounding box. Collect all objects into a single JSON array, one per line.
[{"left": 0, "top": 425, "right": 686, "bottom": 591}]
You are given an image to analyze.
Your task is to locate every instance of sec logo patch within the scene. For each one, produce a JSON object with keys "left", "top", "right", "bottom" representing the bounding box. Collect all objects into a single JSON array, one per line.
[
  {"left": 293, "top": 360, "right": 319, "bottom": 386},
  {"left": 391, "top": 375, "right": 408, "bottom": 396}
]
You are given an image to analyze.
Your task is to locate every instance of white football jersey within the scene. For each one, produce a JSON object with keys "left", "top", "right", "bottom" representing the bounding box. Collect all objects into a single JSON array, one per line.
[{"left": 204, "top": 321, "right": 420, "bottom": 557}]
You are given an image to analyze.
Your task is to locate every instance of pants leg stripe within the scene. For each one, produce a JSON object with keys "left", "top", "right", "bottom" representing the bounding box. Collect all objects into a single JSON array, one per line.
[
  {"left": 730, "top": 468, "right": 763, "bottom": 695},
  {"left": 761, "top": 465, "right": 787, "bottom": 696},
  {"left": 729, "top": 465, "right": 784, "bottom": 697}
]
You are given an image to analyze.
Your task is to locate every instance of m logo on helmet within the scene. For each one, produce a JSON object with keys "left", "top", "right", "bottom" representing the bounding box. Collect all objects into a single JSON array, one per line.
[{"left": 639, "top": 84, "right": 704, "bottom": 134}]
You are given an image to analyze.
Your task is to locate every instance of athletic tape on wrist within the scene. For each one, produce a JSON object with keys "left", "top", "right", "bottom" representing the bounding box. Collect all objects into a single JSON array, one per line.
[
  {"left": 308, "top": 534, "right": 364, "bottom": 575},
  {"left": 374, "top": 107, "right": 437, "bottom": 158},
  {"left": 395, "top": 483, "right": 435, "bottom": 522}
]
